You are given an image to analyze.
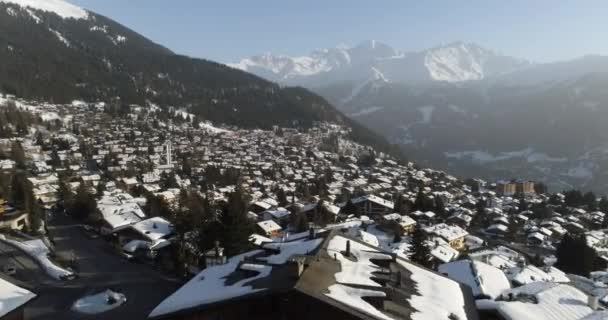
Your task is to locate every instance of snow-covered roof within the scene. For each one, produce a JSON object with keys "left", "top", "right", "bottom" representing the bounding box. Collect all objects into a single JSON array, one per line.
[
  {"left": 97, "top": 195, "right": 146, "bottom": 231},
  {"left": 351, "top": 194, "right": 394, "bottom": 209},
  {"left": 425, "top": 223, "right": 468, "bottom": 241},
  {"left": 325, "top": 284, "right": 392, "bottom": 320},
  {"left": 149, "top": 250, "right": 268, "bottom": 318},
  {"left": 505, "top": 264, "right": 569, "bottom": 285},
  {"left": 439, "top": 259, "right": 511, "bottom": 299},
  {"left": 131, "top": 217, "right": 172, "bottom": 241},
  {"left": 477, "top": 282, "right": 606, "bottom": 320},
  {"left": 257, "top": 220, "right": 282, "bottom": 233},
  {"left": 397, "top": 259, "right": 469, "bottom": 320},
  {"left": 259, "top": 238, "right": 324, "bottom": 264},
  {"left": 327, "top": 235, "right": 392, "bottom": 287},
  {"left": 431, "top": 243, "right": 459, "bottom": 263},
  {"left": 0, "top": 276, "right": 36, "bottom": 318}
]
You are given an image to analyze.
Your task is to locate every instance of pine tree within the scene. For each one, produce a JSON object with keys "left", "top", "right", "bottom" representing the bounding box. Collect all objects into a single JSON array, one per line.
[
  {"left": 11, "top": 141, "right": 26, "bottom": 169},
  {"left": 276, "top": 188, "right": 288, "bottom": 207},
  {"left": 411, "top": 225, "right": 432, "bottom": 268},
  {"left": 293, "top": 212, "right": 309, "bottom": 233},
  {"left": 68, "top": 184, "right": 97, "bottom": 221},
  {"left": 220, "top": 188, "right": 255, "bottom": 256},
  {"left": 313, "top": 200, "right": 334, "bottom": 227},
  {"left": 556, "top": 234, "right": 597, "bottom": 277},
  {"left": 435, "top": 197, "right": 446, "bottom": 219},
  {"left": 342, "top": 199, "right": 359, "bottom": 217},
  {"left": 10, "top": 173, "right": 26, "bottom": 209}
]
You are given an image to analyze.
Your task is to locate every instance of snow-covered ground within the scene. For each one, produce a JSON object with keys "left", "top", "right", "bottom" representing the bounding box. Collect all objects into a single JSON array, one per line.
[
  {"left": 348, "top": 106, "right": 384, "bottom": 117},
  {"left": 199, "top": 121, "right": 231, "bottom": 134},
  {"left": 0, "top": 235, "right": 74, "bottom": 280},
  {"left": 71, "top": 290, "right": 126, "bottom": 314}
]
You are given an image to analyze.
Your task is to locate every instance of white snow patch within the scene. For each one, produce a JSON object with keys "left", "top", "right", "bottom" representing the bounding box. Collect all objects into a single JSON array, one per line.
[
  {"left": 49, "top": 28, "right": 70, "bottom": 47},
  {"left": 425, "top": 43, "right": 484, "bottom": 82},
  {"left": 0, "top": 236, "right": 74, "bottom": 280},
  {"left": 341, "top": 67, "right": 388, "bottom": 105},
  {"left": 24, "top": 8, "right": 40, "bottom": 23},
  {"left": 41, "top": 111, "right": 60, "bottom": 122},
  {"left": 71, "top": 290, "right": 126, "bottom": 314},
  {"left": 0, "top": 0, "right": 88, "bottom": 19},
  {"left": 349, "top": 106, "right": 384, "bottom": 117},
  {"left": 5, "top": 6, "right": 17, "bottom": 16},
  {"left": 89, "top": 25, "right": 108, "bottom": 33},
  {"left": 199, "top": 121, "right": 231, "bottom": 134}
]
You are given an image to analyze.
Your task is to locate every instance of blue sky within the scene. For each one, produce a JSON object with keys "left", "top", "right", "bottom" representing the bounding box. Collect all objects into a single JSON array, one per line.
[{"left": 71, "top": 0, "right": 608, "bottom": 63}]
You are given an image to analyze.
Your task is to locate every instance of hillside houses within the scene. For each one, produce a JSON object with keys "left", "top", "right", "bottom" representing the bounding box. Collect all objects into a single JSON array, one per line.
[{"left": 3, "top": 97, "right": 608, "bottom": 319}]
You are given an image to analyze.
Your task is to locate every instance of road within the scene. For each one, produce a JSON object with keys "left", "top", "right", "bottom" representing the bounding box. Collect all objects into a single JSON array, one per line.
[{"left": 4, "top": 213, "right": 182, "bottom": 320}]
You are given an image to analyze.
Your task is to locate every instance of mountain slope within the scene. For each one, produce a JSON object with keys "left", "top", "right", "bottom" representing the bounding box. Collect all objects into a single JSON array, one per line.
[{"left": 0, "top": 0, "right": 384, "bottom": 145}]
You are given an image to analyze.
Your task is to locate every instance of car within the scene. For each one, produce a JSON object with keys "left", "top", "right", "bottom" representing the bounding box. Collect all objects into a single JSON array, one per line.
[
  {"left": 121, "top": 251, "right": 135, "bottom": 261},
  {"left": 2, "top": 263, "right": 17, "bottom": 276},
  {"left": 81, "top": 225, "right": 99, "bottom": 239}
]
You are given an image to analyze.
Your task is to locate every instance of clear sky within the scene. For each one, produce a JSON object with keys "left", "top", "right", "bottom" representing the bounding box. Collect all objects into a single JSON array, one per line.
[{"left": 71, "top": 0, "right": 608, "bottom": 63}]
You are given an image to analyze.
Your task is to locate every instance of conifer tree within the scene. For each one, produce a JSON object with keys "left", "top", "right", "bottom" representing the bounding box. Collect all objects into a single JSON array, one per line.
[
  {"left": 220, "top": 188, "right": 255, "bottom": 256},
  {"left": 411, "top": 225, "right": 432, "bottom": 268}
]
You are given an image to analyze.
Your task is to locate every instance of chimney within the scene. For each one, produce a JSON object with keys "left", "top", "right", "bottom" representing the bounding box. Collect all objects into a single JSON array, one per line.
[
  {"left": 345, "top": 240, "right": 351, "bottom": 257},
  {"left": 588, "top": 295, "right": 599, "bottom": 310}
]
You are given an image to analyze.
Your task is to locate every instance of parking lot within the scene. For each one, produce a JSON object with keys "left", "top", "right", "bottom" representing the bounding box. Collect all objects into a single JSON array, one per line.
[{"left": 2, "top": 214, "right": 181, "bottom": 320}]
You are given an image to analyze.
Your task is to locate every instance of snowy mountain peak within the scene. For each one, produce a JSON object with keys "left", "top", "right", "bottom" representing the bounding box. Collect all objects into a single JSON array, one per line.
[
  {"left": 0, "top": 0, "right": 88, "bottom": 19},
  {"left": 232, "top": 41, "right": 529, "bottom": 86}
]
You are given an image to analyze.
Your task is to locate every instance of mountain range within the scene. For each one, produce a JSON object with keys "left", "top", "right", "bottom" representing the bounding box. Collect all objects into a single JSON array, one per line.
[{"left": 233, "top": 41, "right": 608, "bottom": 192}]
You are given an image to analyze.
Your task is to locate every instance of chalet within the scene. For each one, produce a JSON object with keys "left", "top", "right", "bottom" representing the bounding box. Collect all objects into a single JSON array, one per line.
[
  {"left": 485, "top": 224, "right": 509, "bottom": 238},
  {"left": 0, "top": 204, "right": 29, "bottom": 231},
  {"left": 97, "top": 194, "right": 146, "bottom": 234},
  {"left": 262, "top": 208, "right": 291, "bottom": 226},
  {"left": 380, "top": 213, "right": 416, "bottom": 234},
  {"left": 425, "top": 223, "right": 469, "bottom": 250},
  {"left": 256, "top": 220, "right": 282, "bottom": 238},
  {"left": 350, "top": 195, "right": 394, "bottom": 218},
  {"left": 148, "top": 231, "right": 479, "bottom": 320},
  {"left": 120, "top": 217, "right": 174, "bottom": 259}
]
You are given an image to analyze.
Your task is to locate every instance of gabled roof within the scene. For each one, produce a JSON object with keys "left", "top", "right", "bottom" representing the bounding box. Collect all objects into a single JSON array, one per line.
[{"left": 131, "top": 217, "right": 173, "bottom": 241}]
